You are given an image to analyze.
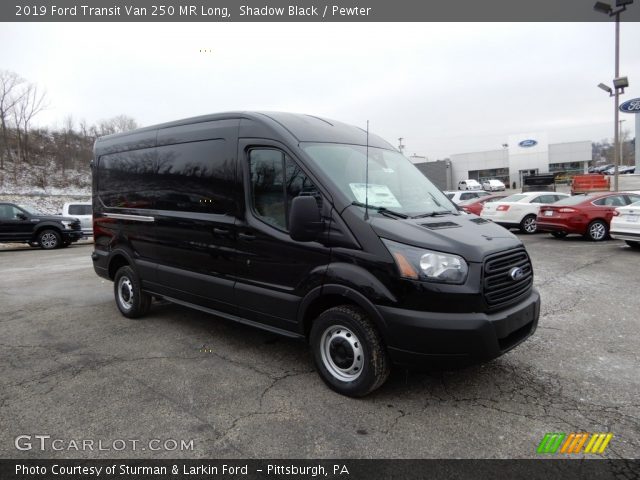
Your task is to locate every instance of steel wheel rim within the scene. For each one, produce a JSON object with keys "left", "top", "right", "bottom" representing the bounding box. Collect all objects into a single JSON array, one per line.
[
  {"left": 41, "top": 232, "right": 57, "bottom": 248},
  {"left": 590, "top": 223, "right": 605, "bottom": 240},
  {"left": 524, "top": 217, "right": 536, "bottom": 233},
  {"left": 320, "top": 325, "right": 364, "bottom": 382},
  {"left": 117, "top": 276, "right": 134, "bottom": 310}
]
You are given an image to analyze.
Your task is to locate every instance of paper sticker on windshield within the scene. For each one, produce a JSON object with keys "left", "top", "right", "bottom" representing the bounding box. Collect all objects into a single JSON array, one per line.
[{"left": 349, "top": 183, "right": 402, "bottom": 208}]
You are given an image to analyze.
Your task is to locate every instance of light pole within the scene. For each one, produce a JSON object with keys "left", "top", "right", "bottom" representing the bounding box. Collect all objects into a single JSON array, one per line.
[
  {"left": 619, "top": 119, "right": 626, "bottom": 167},
  {"left": 594, "top": 0, "right": 633, "bottom": 192}
]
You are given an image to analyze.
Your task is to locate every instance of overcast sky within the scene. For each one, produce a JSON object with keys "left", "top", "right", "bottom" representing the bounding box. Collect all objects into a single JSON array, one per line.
[{"left": 1, "top": 22, "right": 639, "bottom": 159}]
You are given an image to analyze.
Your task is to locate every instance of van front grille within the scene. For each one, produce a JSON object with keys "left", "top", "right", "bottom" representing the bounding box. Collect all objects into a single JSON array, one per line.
[{"left": 483, "top": 249, "right": 533, "bottom": 310}]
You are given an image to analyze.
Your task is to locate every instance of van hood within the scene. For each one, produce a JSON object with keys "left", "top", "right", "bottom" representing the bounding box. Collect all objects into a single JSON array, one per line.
[{"left": 369, "top": 213, "right": 522, "bottom": 263}]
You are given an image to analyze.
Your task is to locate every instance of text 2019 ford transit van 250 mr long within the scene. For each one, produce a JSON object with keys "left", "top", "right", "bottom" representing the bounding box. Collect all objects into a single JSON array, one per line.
[{"left": 91, "top": 112, "right": 540, "bottom": 396}]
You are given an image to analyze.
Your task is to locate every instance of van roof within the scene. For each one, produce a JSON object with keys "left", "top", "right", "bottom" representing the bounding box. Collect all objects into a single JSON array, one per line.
[{"left": 94, "top": 111, "right": 395, "bottom": 154}]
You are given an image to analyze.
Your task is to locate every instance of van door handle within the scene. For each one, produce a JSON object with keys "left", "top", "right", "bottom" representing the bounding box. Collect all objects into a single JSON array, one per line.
[
  {"left": 238, "top": 233, "right": 256, "bottom": 241},
  {"left": 213, "top": 228, "right": 230, "bottom": 235}
]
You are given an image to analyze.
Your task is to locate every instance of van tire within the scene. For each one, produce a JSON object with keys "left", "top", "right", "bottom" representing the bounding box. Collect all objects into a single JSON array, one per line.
[
  {"left": 113, "top": 265, "right": 151, "bottom": 318},
  {"left": 310, "top": 305, "right": 390, "bottom": 397}
]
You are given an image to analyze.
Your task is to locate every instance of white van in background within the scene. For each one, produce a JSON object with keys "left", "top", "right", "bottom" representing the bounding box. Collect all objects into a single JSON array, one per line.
[{"left": 62, "top": 201, "right": 92, "bottom": 237}]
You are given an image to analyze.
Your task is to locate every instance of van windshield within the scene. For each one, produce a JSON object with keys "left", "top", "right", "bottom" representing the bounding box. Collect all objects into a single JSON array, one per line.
[{"left": 302, "top": 143, "right": 457, "bottom": 217}]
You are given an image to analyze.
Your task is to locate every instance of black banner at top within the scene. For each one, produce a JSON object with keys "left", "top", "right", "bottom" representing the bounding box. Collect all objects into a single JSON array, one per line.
[{"left": 2, "top": 0, "right": 640, "bottom": 22}]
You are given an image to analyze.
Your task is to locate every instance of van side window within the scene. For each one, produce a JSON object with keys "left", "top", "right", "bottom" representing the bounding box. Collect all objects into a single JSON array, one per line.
[
  {"left": 249, "top": 149, "right": 319, "bottom": 231},
  {"left": 98, "top": 139, "right": 235, "bottom": 213}
]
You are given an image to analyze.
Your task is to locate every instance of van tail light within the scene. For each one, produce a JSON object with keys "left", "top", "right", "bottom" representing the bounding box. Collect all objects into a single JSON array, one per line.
[
  {"left": 559, "top": 208, "right": 576, "bottom": 213},
  {"left": 496, "top": 205, "right": 510, "bottom": 212}
]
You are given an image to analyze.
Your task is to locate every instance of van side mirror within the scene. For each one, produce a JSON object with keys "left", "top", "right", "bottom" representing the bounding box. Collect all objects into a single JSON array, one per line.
[
  {"left": 289, "top": 196, "right": 323, "bottom": 242},
  {"left": 17, "top": 213, "right": 28, "bottom": 220}
]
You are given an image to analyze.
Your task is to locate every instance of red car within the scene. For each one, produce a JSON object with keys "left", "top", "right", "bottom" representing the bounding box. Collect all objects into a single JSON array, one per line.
[
  {"left": 458, "top": 194, "right": 508, "bottom": 216},
  {"left": 537, "top": 191, "right": 640, "bottom": 241}
]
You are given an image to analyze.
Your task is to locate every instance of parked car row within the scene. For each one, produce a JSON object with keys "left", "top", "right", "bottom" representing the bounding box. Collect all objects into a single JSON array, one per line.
[
  {"left": 0, "top": 201, "right": 92, "bottom": 249},
  {"left": 444, "top": 190, "right": 491, "bottom": 204},
  {"left": 588, "top": 164, "right": 636, "bottom": 175},
  {"left": 538, "top": 192, "right": 640, "bottom": 241},
  {"left": 604, "top": 165, "right": 635, "bottom": 175},
  {"left": 460, "top": 188, "right": 640, "bottom": 244},
  {"left": 480, "top": 192, "right": 570, "bottom": 234},
  {"left": 0, "top": 202, "right": 84, "bottom": 249},
  {"left": 457, "top": 179, "right": 506, "bottom": 192}
]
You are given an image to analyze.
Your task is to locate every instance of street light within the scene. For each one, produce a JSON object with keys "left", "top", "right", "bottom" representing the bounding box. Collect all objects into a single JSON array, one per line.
[
  {"left": 598, "top": 83, "right": 613, "bottom": 94},
  {"left": 594, "top": 0, "right": 634, "bottom": 192},
  {"left": 619, "top": 119, "right": 626, "bottom": 167}
]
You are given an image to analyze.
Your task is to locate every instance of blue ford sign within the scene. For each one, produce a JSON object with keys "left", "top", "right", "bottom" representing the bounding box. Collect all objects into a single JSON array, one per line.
[
  {"left": 518, "top": 139, "right": 538, "bottom": 148},
  {"left": 619, "top": 98, "right": 640, "bottom": 113}
]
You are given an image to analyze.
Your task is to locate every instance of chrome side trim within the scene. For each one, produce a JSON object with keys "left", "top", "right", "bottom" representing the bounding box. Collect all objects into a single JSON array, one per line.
[{"left": 104, "top": 213, "right": 155, "bottom": 223}]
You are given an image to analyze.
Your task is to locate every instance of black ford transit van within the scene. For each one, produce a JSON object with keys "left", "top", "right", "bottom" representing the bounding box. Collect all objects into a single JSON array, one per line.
[{"left": 92, "top": 112, "right": 540, "bottom": 396}]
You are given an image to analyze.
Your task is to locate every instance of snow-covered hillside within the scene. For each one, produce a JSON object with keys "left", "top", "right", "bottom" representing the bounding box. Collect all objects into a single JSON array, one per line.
[{"left": 0, "top": 160, "right": 90, "bottom": 214}]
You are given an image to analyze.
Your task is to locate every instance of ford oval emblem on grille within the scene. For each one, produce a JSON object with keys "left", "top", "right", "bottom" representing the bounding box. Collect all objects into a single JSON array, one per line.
[{"left": 509, "top": 267, "right": 525, "bottom": 281}]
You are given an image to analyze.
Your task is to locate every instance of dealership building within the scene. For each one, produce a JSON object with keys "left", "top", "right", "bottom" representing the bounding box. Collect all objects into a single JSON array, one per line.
[{"left": 442, "top": 133, "right": 592, "bottom": 190}]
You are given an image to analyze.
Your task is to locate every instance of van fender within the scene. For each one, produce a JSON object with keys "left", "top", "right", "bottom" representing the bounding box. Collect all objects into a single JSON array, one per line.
[
  {"left": 298, "top": 262, "right": 397, "bottom": 339},
  {"left": 106, "top": 247, "right": 137, "bottom": 279}
]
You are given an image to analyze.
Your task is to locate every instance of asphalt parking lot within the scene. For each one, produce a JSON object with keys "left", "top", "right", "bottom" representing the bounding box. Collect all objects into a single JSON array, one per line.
[{"left": 1, "top": 234, "right": 638, "bottom": 459}]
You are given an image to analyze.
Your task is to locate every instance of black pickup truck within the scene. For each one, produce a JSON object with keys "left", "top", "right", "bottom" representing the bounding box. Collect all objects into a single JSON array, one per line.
[{"left": 0, "top": 202, "right": 84, "bottom": 249}]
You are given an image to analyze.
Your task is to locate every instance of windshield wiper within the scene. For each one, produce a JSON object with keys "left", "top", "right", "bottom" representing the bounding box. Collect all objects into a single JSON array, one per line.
[
  {"left": 412, "top": 210, "right": 456, "bottom": 219},
  {"left": 351, "top": 201, "right": 409, "bottom": 219}
]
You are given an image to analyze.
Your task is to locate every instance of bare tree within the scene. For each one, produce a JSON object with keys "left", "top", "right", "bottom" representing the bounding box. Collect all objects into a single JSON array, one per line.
[
  {"left": 0, "top": 70, "right": 26, "bottom": 169},
  {"left": 93, "top": 115, "right": 139, "bottom": 137},
  {"left": 13, "top": 83, "right": 48, "bottom": 166},
  {"left": 61, "top": 115, "right": 74, "bottom": 175},
  {"left": 112, "top": 114, "right": 138, "bottom": 133}
]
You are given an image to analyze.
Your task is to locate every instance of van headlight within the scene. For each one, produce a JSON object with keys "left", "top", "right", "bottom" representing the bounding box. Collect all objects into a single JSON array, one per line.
[
  {"left": 60, "top": 221, "right": 74, "bottom": 229},
  {"left": 382, "top": 239, "right": 468, "bottom": 284}
]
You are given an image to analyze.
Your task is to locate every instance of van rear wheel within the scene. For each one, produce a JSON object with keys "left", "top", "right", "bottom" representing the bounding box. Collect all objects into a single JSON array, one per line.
[
  {"left": 310, "top": 305, "right": 390, "bottom": 397},
  {"left": 113, "top": 265, "right": 151, "bottom": 318}
]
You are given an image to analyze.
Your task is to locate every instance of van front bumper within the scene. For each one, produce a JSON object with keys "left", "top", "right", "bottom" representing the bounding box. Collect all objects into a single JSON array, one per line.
[{"left": 379, "top": 289, "right": 540, "bottom": 368}]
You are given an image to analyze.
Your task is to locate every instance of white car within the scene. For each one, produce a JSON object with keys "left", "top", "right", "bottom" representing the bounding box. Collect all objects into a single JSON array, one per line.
[
  {"left": 444, "top": 190, "right": 491, "bottom": 205},
  {"left": 480, "top": 191, "right": 570, "bottom": 233},
  {"left": 610, "top": 200, "right": 640, "bottom": 249},
  {"left": 458, "top": 179, "right": 482, "bottom": 191},
  {"left": 482, "top": 179, "right": 506, "bottom": 191},
  {"left": 62, "top": 201, "right": 92, "bottom": 237}
]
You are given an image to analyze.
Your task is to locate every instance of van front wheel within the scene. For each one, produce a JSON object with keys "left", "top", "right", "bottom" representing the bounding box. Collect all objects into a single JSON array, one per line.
[
  {"left": 310, "top": 305, "right": 390, "bottom": 397},
  {"left": 113, "top": 265, "right": 151, "bottom": 318}
]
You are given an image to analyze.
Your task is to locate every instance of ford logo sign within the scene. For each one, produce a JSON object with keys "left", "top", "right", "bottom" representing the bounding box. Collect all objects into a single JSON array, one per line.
[
  {"left": 518, "top": 139, "right": 538, "bottom": 148},
  {"left": 509, "top": 267, "right": 526, "bottom": 281},
  {"left": 619, "top": 98, "right": 640, "bottom": 113}
]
